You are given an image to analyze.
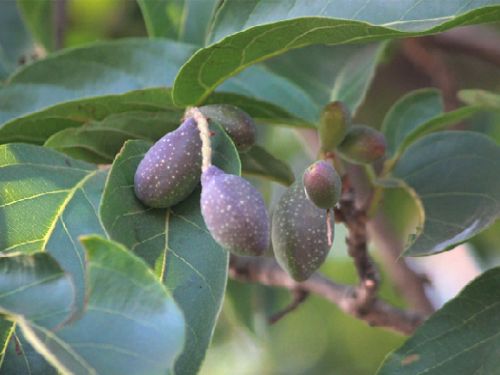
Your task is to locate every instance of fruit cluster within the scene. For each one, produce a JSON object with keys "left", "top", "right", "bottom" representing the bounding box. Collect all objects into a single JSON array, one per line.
[{"left": 134, "top": 101, "right": 386, "bottom": 281}]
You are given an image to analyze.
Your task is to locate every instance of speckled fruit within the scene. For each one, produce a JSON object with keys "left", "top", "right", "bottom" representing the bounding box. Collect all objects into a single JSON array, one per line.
[
  {"left": 338, "top": 125, "right": 386, "bottom": 164},
  {"left": 134, "top": 118, "right": 202, "bottom": 208},
  {"left": 272, "top": 180, "right": 331, "bottom": 281},
  {"left": 303, "top": 160, "right": 341, "bottom": 209},
  {"left": 199, "top": 104, "right": 256, "bottom": 152},
  {"left": 201, "top": 165, "right": 269, "bottom": 256},
  {"left": 319, "top": 101, "right": 351, "bottom": 153}
]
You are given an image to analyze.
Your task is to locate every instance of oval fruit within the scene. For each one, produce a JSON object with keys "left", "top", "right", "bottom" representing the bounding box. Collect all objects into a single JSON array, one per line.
[
  {"left": 337, "top": 125, "right": 386, "bottom": 164},
  {"left": 134, "top": 118, "right": 202, "bottom": 208},
  {"left": 303, "top": 160, "right": 342, "bottom": 209},
  {"left": 201, "top": 165, "right": 269, "bottom": 256},
  {"left": 272, "top": 180, "right": 331, "bottom": 281}
]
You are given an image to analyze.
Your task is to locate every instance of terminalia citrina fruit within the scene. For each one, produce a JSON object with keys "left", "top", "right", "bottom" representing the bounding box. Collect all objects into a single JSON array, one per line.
[
  {"left": 199, "top": 104, "right": 256, "bottom": 152},
  {"left": 338, "top": 125, "right": 387, "bottom": 164},
  {"left": 200, "top": 165, "right": 269, "bottom": 256},
  {"left": 303, "top": 160, "right": 342, "bottom": 209},
  {"left": 272, "top": 180, "right": 331, "bottom": 281},
  {"left": 134, "top": 117, "right": 202, "bottom": 208},
  {"left": 319, "top": 101, "right": 351, "bottom": 153}
]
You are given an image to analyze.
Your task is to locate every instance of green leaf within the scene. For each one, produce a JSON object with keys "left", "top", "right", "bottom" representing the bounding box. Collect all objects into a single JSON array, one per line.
[
  {"left": 377, "top": 267, "right": 500, "bottom": 375},
  {"left": 0, "top": 238, "right": 186, "bottom": 375},
  {"left": 382, "top": 89, "right": 484, "bottom": 161},
  {"left": 172, "top": 1, "right": 500, "bottom": 106},
  {"left": 0, "top": 38, "right": 197, "bottom": 125},
  {"left": 392, "top": 131, "right": 500, "bottom": 256},
  {"left": 240, "top": 145, "right": 294, "bottom": 186},
  {"left": 1, "top": 327, "right": 56, "bottom": 375},
  {"left": 0, "top": 144, "right": 107, "bottom": 310},
  {"left": 17, "top": 0, "right": 54, "bottom": 51},
  {"left": 459, "top": 89, "right": 500, "bottom": 110},
  {"left": 138, "top": 0, "right": 218, "bottom": 45},
  {"left": 100, "top": 128, "right": 240, "bottom": 375},
  {"left": 0, "top": 0, "right": 34, "bottom": 79},
  {"left": 44, "top": 111, "right": 181, "bottom": 163}
]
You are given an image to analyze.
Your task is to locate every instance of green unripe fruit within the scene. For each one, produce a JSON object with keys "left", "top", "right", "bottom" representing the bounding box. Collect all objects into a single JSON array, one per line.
[
  {"left": 134, "top": 118, "right": 202, "bottom": 208},
  {"left": 319, "top": 101, "right": 351, "bottom": 153},
  {"left": 199, "top": 104, "right": 256, "bottom": 152},
  {"left": 272, "top": 180, "right": 331, "bottom": 281},
  {"left": 303, "top": 160, "right": 341, "bottom": 209},
  {"left": 201, "top": 165, "right": 270, "bottom": 256},
  {"left": 337, "top": 125, "right": 387, "bottom": 164}
]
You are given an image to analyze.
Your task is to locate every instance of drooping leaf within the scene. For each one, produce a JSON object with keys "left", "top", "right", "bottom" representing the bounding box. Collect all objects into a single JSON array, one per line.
[
  {"left": 138, "top": 0, "right": 219, "bottom": 45},
  {"left": 0, "top": 238, "right": 186, "bottom": 375},
  {"left": 172, "top": 1, "right": 500, "bottom": 106},
  {"left": 377, "top": 267, "right": 500, "bottom": 375},
  {"left": 17, "top": 0, "right": 54, "bottom": 51},
  {"left": 240, "top": 145, "right": 294, "bottom": 186},
  {"left": 0, "top": 38, "right": 197, "bottom": 126},
  {"left": 392, "top": 131, "right": 500, "bottom": 256},
  {"left": 100, "top": 125, "right": 240, "bottom": 375},
  {"left": 0, "top": 144, "right": 107, "bottom": 310},
  {"left": 382, "top": 89, "right": 484, "bottom": 161},
  {"left": 0, "top": 0, "right": 34, "bottom": 79}
]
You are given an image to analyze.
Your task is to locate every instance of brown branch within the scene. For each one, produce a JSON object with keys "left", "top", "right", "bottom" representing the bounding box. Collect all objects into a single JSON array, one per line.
[
  {"left": 268, "top": 289, "right": 309, "bottom": 324},
  {"left": 53, "top": 0, "right": 67, "bottom": 50},
  {"left": 229, "top": 256, "right": 424, "bottom": 335},
  {"left": 347, "top": 164, "right": 435, "bottom": 315}
]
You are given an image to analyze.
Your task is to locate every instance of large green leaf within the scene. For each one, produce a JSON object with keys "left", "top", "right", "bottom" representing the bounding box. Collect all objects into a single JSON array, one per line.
[
  {"left": 0, "top": 0, "right": 34, "bottom": 79},
  {"left": 377, "top": 267, "right": 500, "bottom": 375},
  {"left": 100, "top": 127, "right": 240, "bottom": 375},
  {"left": 240, "top": 145, "right": 294, "bottom": 186},
  {"left": 17, "top": 0, "right": 54, "bottom": 51},
  {"left": 382, "top": 89, "right": 485, "bottom": 160},
  {"left": 0, "top": 144, "right": 107, "bottom": 310},
  {"left": 392, "top": 131, "right": 500, "bottom": 256},
  {"left": 0, "top": 38, "right": 197, "bottom": 125},
  {"left": 0, "top": 238, "right": 186, "bottom": 375},
  {"left": 172, "top": 1, "right": 500, "bottom": 105},
  {"left": 138, "top": 0, "right": 218, "bottom": 45}
]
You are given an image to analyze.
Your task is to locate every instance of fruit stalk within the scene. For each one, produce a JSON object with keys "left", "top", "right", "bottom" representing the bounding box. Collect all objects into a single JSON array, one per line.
[{"left": 185, "top": 107, "right": 212, "bottom": 172}]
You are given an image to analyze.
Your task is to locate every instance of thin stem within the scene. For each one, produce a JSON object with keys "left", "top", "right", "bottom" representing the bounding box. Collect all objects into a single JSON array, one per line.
[{"left": 185, "top": 107, "right": 212, "bottom": 172}]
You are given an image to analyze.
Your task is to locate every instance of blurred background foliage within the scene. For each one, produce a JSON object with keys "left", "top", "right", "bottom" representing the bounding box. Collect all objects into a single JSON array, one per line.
[{"left": 2, "top": 1, "right": 499, "bottom": 374}]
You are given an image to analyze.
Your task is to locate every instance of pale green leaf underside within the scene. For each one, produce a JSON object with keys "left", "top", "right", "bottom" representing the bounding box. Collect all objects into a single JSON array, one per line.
[
  {"left": 100, "top": 130, "right": 240, "bottom": 375},
  {"left": 172, "top": 1, "right": 500, "bottom": 105},
  {"left": 0, "top": 144, "right": 107, "bottom": 310},
  {"left": 459, "top": 89, "right": 500, "bottom": 110},
  {"left": 377, "top": 267, "right": 500, "bottom": 374},
  {"left": 393, "top": 131, "right": 500, "bottom": 256},
  {"left": 0, "top": 238, "right": 185, "bottom": 375}
]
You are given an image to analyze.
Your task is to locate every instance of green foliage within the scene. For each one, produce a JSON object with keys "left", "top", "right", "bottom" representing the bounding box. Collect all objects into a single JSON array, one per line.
[
  {"left": 1, "top": 1, "right": 500, "bottom": 374},
  {"left": 378, "top": 267, "right": 500, "bottom": 375}
]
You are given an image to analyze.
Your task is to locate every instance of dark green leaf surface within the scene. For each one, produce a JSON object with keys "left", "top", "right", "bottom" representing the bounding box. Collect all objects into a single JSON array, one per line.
[
  {"left": 17, "top": 0, "right": 54, "bottom": 51},
  {"left": 0, "top": 0, "right": 34, "bottom": 79},
  {"left": 138, "top": 0, "right": 218, "bottom": 45},
  {"left": 100, "top": 129, "right": 240, "bottom": 375},
  {"left": 240, "top": 145, "right": 294, "bottom": 186},
  {"left": 0, "top": 238, "right": 185, "bottom": 375},
  {"left": 173, "top": 1, "right": 500, "bottom": 105},
  {"left": 393, "top": 131, "right": 500, "bottom": 256},
  {"left": 382, "top": 89, "right": 484, "bottom": 160},
  {"left": 0, "top": 38, "right": 197, "bottom": 125},
  {"left": 377, "top": 267, "right": 500, "bottom": 375},
  {"left": 0, "top": 144, "right": 107, "bottom": 310}
]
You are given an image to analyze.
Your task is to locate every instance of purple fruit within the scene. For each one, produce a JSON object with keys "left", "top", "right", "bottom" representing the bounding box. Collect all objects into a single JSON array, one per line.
[
  {"left": 303, "top": 160, "right": 342, "bottom": 209},
  {"left": 338, "top": 125, "right": 386, "bottom": 164},
  {"left": 134, "top": 118, "right": 202, "bottom": 208},
  {"left": 199, "top": 104, "right": 256, "bottom": 152},
  {"left": 201, "top": 165, "right": 269, "bottom": 256},
  {"left": 272, "top": 180, "right": 331, "bottom": 281}
]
